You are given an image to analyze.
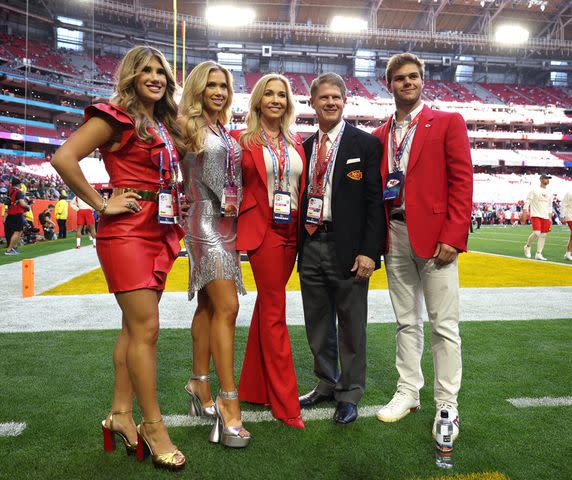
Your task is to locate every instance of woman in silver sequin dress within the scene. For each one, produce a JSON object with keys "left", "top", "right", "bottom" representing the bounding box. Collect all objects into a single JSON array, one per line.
[{"left": 178, "top": 61, "right": 250, "bottom": 448}]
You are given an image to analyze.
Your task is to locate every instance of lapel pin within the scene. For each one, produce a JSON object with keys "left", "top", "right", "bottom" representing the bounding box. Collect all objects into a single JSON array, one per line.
[{"left": 425, "top": 124, "right": 431, "bottom": 128}]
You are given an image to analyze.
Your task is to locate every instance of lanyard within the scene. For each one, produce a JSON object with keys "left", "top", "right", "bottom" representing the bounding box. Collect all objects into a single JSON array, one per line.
[
  {"left": 155, "top": 121, "right": 178, "bottom": 187},
  {"left": 390, "top": 111, "right": 421, "bottom": 172},
  {"left": 261, "top": 129, "right": 290, "bottom": 192},
  {"left": 308, "top": 122, "right": 345, "bottom": 196},
  {"left": 208, "top": 121, "right": 236, "bottom": 187}
]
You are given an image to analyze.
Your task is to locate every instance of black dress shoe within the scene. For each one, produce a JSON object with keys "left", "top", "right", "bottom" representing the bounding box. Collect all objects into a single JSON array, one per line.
[
  {"left": 299, "top": 388, "right": 334, "bottom": 408},
  {"left": 333, "top": 401, "right": 358, "bottom": 425}
]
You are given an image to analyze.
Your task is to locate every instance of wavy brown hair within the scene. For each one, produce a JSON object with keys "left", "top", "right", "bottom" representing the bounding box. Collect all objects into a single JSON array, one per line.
[
  {"left": 240, "top": 73, "right": 296, "bottom": 149},
  {"left": 178, "top": 61, "right": 234, "bottom": 153},
  {"left": 110, "top": 45, "right": 184, "bottom": 154}
]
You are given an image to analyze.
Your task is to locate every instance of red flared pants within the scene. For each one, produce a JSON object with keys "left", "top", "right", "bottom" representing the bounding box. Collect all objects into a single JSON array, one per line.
[{"left": 238, "top": 211, "right": 300, "bottom": 420}]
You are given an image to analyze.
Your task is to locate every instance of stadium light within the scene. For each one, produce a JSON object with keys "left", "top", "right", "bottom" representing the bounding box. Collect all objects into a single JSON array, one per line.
[
  {"left": 330, "top": 16, "right": 368, "bottom": 34},
  {"left": 206, "top": 5, "right": 255, "bottom": 28},
  {"left": 494, "top": 25, "right": 530, "bottom": 45}
]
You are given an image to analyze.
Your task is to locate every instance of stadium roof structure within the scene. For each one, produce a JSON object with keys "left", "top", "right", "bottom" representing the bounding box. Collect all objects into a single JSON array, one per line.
[
  {"left": 20, "top": 0, "right": 570, "bottom": 54},
  {"left": 2, "top": 0, "right": 572, "bottom": 70}
]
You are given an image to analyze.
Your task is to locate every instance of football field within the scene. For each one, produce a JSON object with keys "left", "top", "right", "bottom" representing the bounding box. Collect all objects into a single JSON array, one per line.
[{"left": 0, "top": 225, "right": 570, "bottom": 480}]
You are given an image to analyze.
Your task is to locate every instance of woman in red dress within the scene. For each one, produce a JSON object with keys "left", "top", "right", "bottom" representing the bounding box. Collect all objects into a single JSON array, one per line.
[
  {"left": 231, "top": 74, "right": 307, "bottom": 428},
  {"left": 51, "top": 46, "right": 185, "bottom": 470}
]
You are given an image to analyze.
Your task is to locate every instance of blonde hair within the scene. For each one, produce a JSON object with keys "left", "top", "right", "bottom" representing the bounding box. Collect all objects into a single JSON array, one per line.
[
  {"left": 240, "top": 73, "right": 296, "bottom": 148},
  {"left": 179, "top": 61, "right": 234, "bottom": 153},
  {"left": 385, "top": 53, "right": 425, "bottom": 83},
  {"left": 110, "top": 45, "right": 184, "bottom": 154}
]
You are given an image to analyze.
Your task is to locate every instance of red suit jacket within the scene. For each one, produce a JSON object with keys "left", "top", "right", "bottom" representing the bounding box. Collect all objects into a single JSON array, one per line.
[
  {"left": 372, "top": 105, "right": 473, "bottom": 258},
  {"left": 231, "top": 130, "right": 307, "bottom": 252}
]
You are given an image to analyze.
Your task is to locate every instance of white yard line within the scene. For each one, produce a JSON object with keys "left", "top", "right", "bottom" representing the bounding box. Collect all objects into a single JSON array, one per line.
[
  {"left": 0, "top": 422, "right": 26, "bottom": 437},
  {"left": 470, "top": 250, "right": 572, "bottom": 266},
  {"left": 507, "top": 396, "right": 572, "bottom": 408},
  {"left": 1, "top": 286, "right": 571, "bottom": 333},
  {"left": 164, "top": 405, "right": 385, "bottom": 427}
]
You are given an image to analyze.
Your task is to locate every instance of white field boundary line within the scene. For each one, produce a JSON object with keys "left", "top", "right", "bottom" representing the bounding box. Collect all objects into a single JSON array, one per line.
[
  {"left": 507, "top": 396, "right": 572, "bottom": 408},
  {"left": 164, "top": 405, "right": 385, "bottom": 427},
  {"left": 472, "top": 229, "right": 569, "bottom": 238},
  {"left": 469, "top": 250, "right": 572, "bottom": 267},
  {"left": 471, "top": 237, "right": 568, "bottom": 246},
  {"left": 0, "top": 422, "right": 26, "bottom": 437}
]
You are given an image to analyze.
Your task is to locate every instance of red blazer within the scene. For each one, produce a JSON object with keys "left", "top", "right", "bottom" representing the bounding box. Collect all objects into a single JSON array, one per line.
[
  {"left": 231, "top": 130, "right": 307, "bottom": 252},
  {"left": 372, "top": 105, "right": 473, "bottom": 258}
]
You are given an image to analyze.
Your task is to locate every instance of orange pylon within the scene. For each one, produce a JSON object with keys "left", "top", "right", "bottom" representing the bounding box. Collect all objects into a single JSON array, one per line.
[{"left": 22, "top": 259, "right": 34, "bottom": 298}]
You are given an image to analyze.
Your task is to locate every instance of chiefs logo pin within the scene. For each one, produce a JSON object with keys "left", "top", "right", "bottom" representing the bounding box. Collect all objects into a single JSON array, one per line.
[{"left": 347, "top": 170, "right": 363, "bottom": 181}]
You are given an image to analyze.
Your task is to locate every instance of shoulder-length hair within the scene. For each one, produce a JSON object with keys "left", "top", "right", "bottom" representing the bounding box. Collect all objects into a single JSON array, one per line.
[
  {"left": 240, "top": 73, "right": 296, "bottom": 149},
  {"left": 110, "top": 45, "right": 184, "bottom": 154},
  {"left": 179, "top": 61, "right": 234, "bottom": 153}
]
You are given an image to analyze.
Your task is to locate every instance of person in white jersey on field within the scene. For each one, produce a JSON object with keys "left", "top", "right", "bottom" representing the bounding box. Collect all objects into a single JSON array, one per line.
[
  {"left": 70, "top": 195, "right": 96, "bottom": 249},
  {"left": 523, "top": 174, "right": 552, "bottom": 261},
  {"left": 561, "top": 190, "right": 572, "bottom": 261}
]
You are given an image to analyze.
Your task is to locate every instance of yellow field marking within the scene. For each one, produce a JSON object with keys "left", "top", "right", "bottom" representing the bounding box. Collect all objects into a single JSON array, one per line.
[
  {"left": 409, "top": 472, "right": 508, "bottom": 480},
  {"left": 42, "top": 252, "right": 572, "bottom": 296}
]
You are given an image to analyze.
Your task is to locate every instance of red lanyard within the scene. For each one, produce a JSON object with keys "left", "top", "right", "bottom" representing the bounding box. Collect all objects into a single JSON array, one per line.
[{"left": 390, "top": 111, "right": 421, "bottom": 171}]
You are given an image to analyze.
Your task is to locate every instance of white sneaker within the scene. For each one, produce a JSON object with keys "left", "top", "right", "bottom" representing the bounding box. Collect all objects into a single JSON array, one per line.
[
  {"left": 376, "top": 390, "right": 420, "bottom": 422},
  {"left": 432, "top": 403, "right": 459, "bottom": 441},
  {"left": 535, "top": 253, "right": 547, "bottom": 261},
  {"left": 565, "top": 252, "right": 572, "bottom": 261},
  {"left": 524, "top": 245, "right": 531, "bottom": 258}
]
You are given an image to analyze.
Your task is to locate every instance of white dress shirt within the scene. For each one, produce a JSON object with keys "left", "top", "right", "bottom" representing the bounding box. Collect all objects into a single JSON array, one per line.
[
  {"left": 387, "top": 103, "right": 424, "bottom": 213},
  {"left": 387, "top": 102, "right": 424, "bottom": 175},
  {"left": 317, "top": 119, "right": 345, "bottom": 222},
  {"left": 262, "top": 143, "right": 304, "bottom": 210}
]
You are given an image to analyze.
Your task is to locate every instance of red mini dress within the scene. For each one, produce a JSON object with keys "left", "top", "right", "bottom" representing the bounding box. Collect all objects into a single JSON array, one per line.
[{"left": 85, "top": 103, "right": 184, "bottom": 293}]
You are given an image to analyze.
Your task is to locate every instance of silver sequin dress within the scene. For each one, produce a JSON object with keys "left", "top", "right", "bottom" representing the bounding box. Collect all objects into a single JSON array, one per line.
[{"left": 183, "top": 131, "right": 246, "bottom": 300}]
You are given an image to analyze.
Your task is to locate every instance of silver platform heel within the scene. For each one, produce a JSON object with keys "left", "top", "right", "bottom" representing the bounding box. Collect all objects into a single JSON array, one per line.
[
  {"left": 184, "top": 374, "right": 216, "bottom": 418},
  {"left": 208, "top": 390, "right": 251, "bottom": 448}
]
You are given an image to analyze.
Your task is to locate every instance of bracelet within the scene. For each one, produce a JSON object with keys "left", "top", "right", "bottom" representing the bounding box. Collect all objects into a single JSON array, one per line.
[{"left": 98, "top": 197, "right": 108, "bottom": 216}]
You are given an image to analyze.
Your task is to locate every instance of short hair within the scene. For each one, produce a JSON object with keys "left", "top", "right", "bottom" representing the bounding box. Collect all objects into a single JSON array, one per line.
[
  {"left": 48, "top": 204, "right": 55, "bottom": 209},
  {"left": 309, "top": 72, "right": 347, "bottom": 99},
  {"left": 11, "top": 177, "right": 20, "bottom": 186},
  {"left": 385, "top": 53, "right": 425, "bottom": 83}
]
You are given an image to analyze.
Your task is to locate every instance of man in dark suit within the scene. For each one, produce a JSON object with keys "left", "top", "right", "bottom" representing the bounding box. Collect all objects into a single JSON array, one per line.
[{"left": 298, "top": 73, "right": 385, "bottom": 425}]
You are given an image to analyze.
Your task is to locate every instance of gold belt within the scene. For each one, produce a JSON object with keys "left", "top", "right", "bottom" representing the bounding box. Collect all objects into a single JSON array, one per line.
[{"left": 112, "top": 188, "right": 159, "bottom": 202}]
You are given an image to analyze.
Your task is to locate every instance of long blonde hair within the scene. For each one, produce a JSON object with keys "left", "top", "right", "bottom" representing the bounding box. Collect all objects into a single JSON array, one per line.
[
  {"left": 241, "top": 73, "right": 296, "bottom": 148},
  {"left": 179, "top": 61, "right": 234, "bottom": 153},
  {"left": 110, "top": 45, "right": 184, "bottom": 154}
]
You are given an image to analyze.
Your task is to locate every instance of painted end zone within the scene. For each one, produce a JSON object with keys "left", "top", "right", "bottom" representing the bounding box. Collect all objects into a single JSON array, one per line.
[{"left": 41, "top": 252, "right": 572, "bottom": 296}]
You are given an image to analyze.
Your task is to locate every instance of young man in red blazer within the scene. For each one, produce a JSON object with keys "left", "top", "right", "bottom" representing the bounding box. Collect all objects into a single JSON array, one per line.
[{"left": 372, "top": 53, "right": 473, "bottom": 440}]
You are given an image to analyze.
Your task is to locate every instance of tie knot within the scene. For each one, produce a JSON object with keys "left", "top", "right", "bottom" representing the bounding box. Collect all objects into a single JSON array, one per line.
[{"left": 320, "top": 133, "right": 328, "bottom": 147}]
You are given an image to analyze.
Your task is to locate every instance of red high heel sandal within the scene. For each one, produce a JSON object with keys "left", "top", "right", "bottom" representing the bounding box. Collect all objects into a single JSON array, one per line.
[{"left": 101, "top": 410, "right": 138, "bottom": 455}]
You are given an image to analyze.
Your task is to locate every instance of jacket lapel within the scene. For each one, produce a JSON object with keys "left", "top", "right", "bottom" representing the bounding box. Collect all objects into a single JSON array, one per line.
[
  {"left": 381, "top": 117, "right": 392, "bottom": 179},
  {"left": 293, "top": 135, "right": 307, "bottom": 200},
  {"left": 407, "top": 105, "right": 433, "bottom": 175},
  {"left": 252, "top": 143, "right": 268, "bottom": 191},
  {"left": 332, "top": 121, "right": 353, "bottom": 195}
]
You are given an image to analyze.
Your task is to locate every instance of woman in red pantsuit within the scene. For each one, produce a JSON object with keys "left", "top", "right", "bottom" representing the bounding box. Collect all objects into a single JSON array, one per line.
[
  {"left": 231, "top": 74, "right": 307, "bottom": 428},
  {"left": 51, "top": 46, "right": 185, "bottom": 470}
]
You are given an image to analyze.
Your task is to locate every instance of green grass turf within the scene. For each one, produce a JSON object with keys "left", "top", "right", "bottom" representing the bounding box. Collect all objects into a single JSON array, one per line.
[
  {"left": 0, "top": 235, "right": 94, "bottom": 266},
  {"left": 468, "top": 225, "right": 570, "bottom": 265},
  {"left": 0, "top": 320, "right": 570, "bottom": 480}
]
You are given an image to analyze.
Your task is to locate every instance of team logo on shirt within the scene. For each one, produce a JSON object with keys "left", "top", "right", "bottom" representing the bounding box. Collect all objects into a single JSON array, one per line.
[{"left": 347, "top": 170, "right": 363, "bottom": 181}]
